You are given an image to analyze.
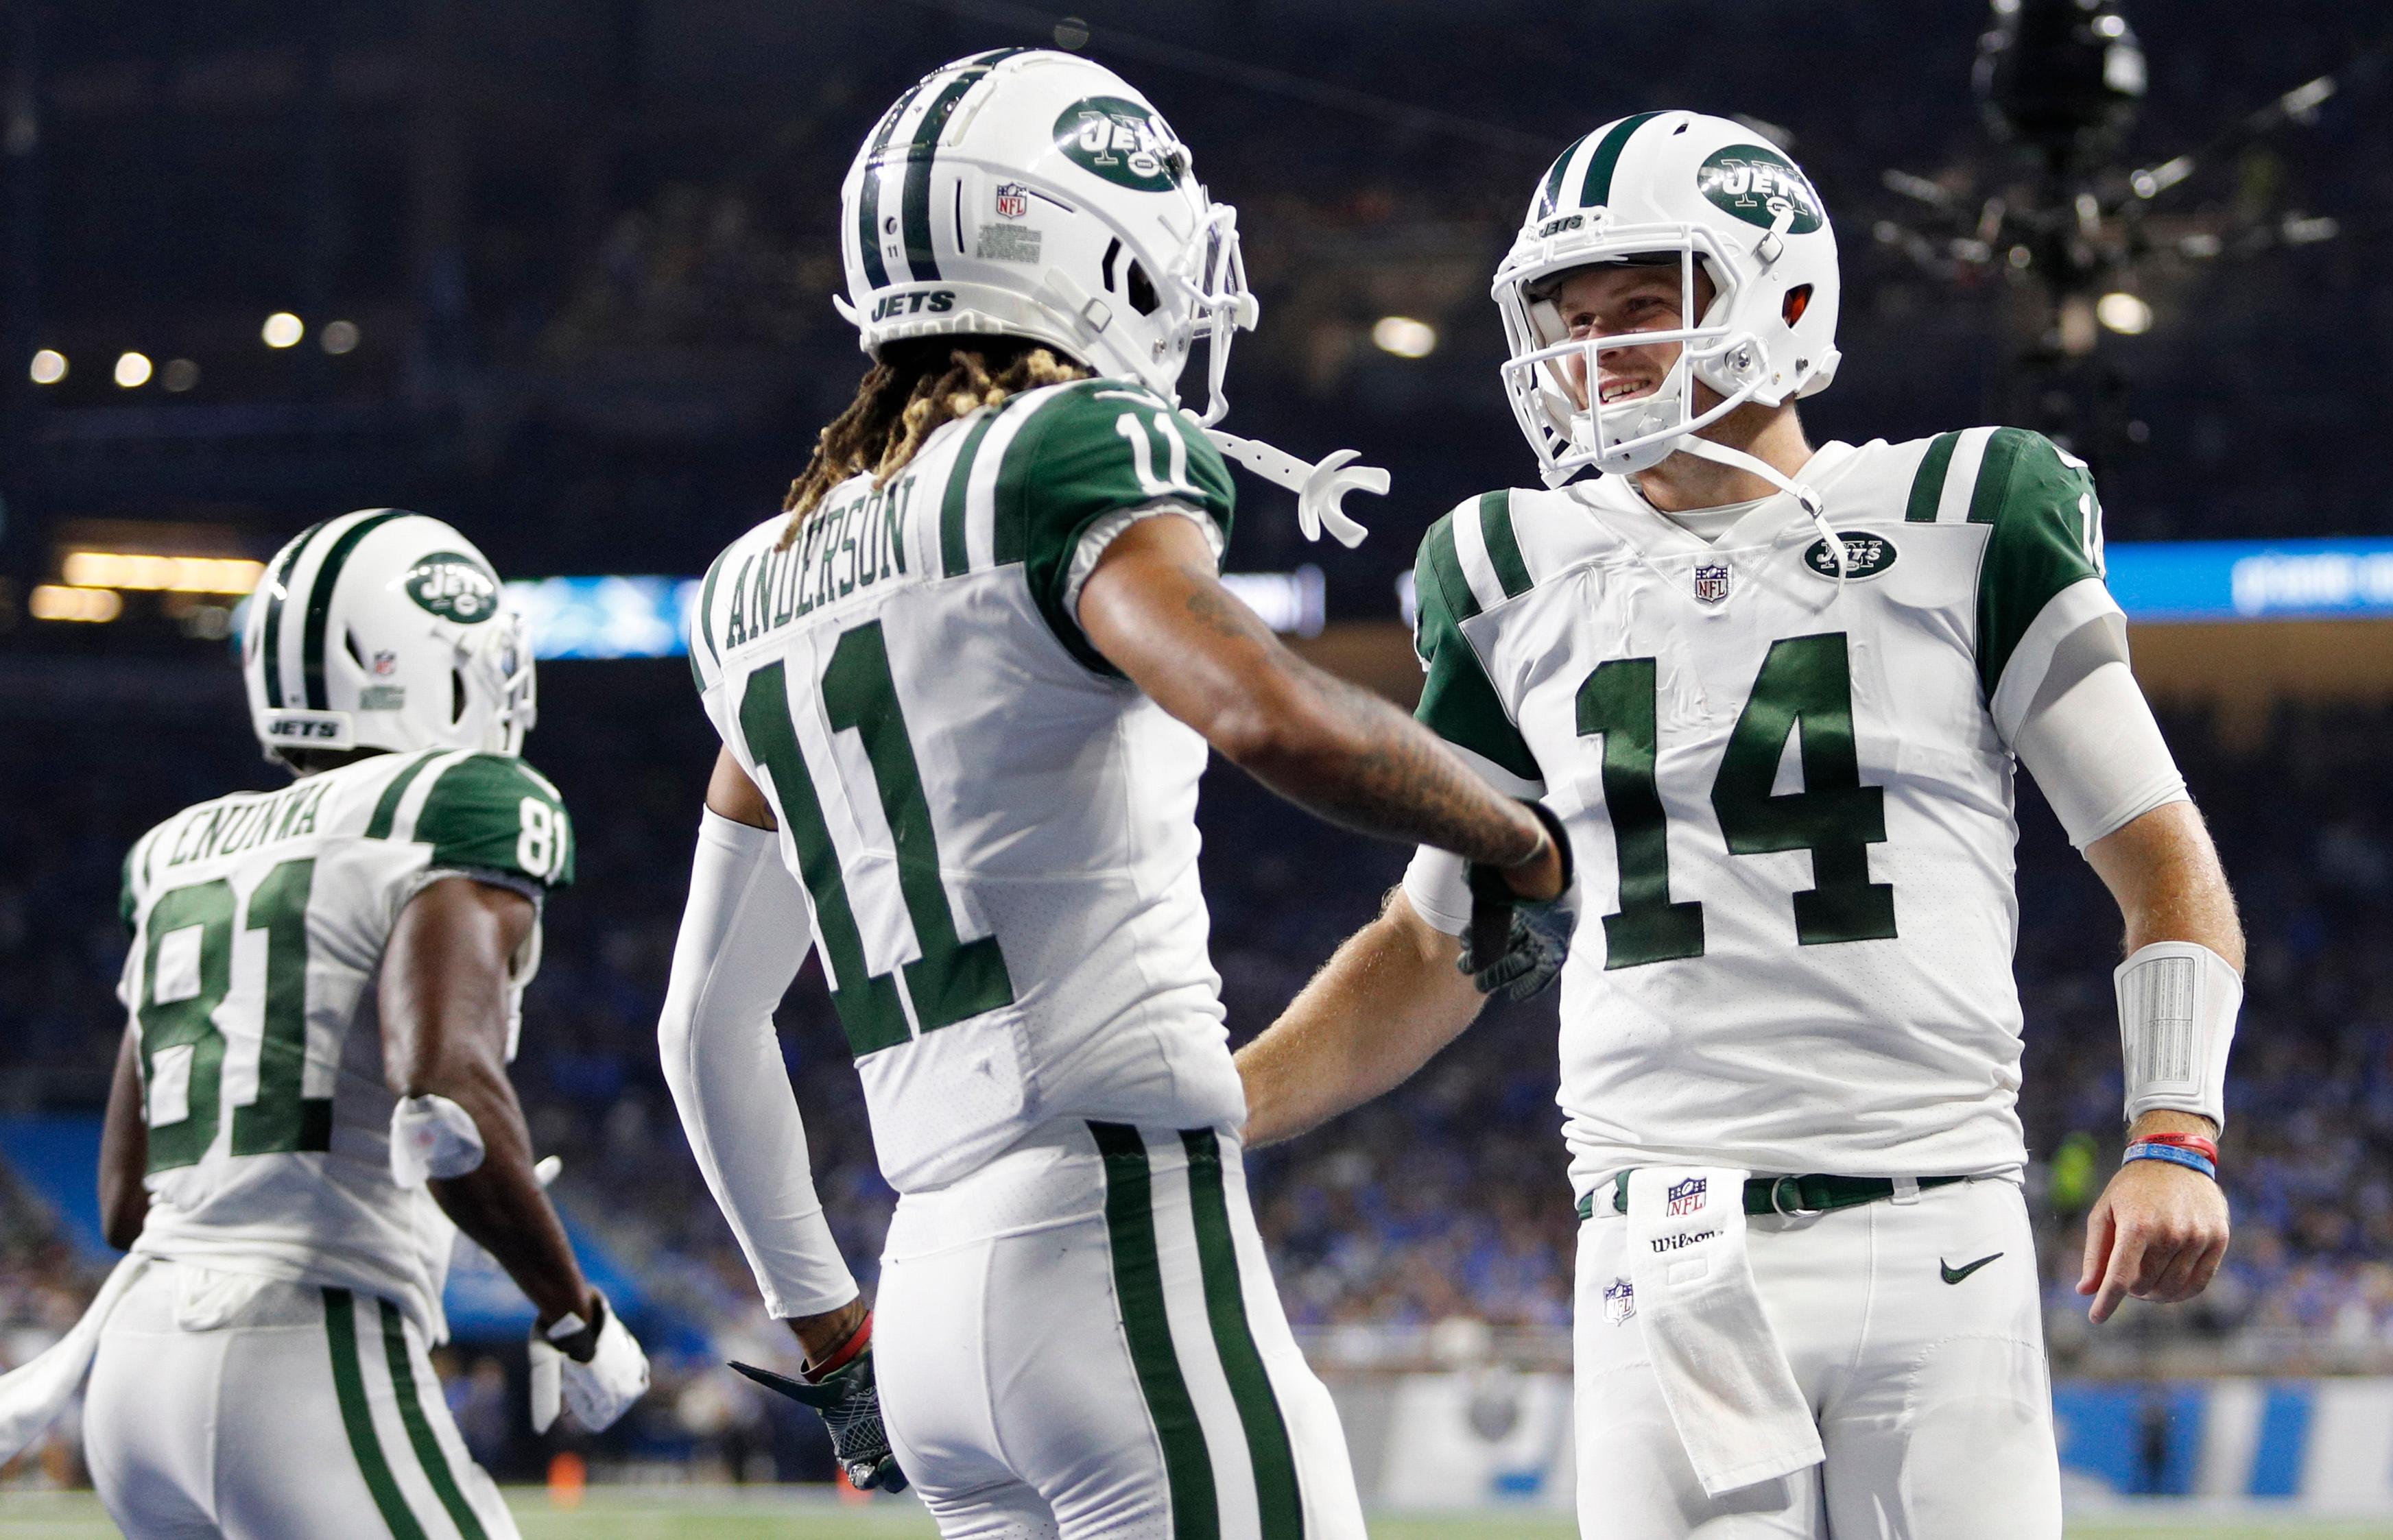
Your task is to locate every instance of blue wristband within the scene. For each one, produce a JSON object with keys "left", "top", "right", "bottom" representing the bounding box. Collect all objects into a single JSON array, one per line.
[{"left": 2123, "top": 1141, "right": 2218, "bottom": 1181}]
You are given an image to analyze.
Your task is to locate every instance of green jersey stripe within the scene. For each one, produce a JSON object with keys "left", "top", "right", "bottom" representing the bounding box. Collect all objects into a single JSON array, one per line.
[
  {"left": 942, "top": 411, "right": 1002, "bottom": 577},
  {"left": 1966, "top": 426, "right": 2033, "bottom": 525},
  {"left": 1903, "top": 433, "right": 1960, "bottom": 522},
  {"left": 365, "top": 750, "right": 444, "bottom": 840},
  {"left": 1182, "top": 1130, "right": 1304, "bottom": 1540},
  {"left": 323, "top": 1289, "right": 429, "bottom": 1540},
  {"left": 1579, "top": 112, "right": 1664, "bottom": 210},
  {"left": 1478, "top": 490, "right": 1532, "bottom": 599},
  {"left": 1538, "top": 134, "right": 1590, "bottom": 217},
  {"left": 1090, "top": 1121, "right": 1219, "bottom": 1540},
  {"left": 301, "top": 510, "right": 410, "bottom": 710},
  {"left": 1422, "top": 517, "right": 1480, "bottom": 623},
  {"left": 698, "top": 546, "right": 730, "bottom": 672},
  {"left": 857, "top": 83, "right": 925, "bottom": 289},
  {"left": 380, "top": 1299, "right": 489, "bottom": 1540},
  {"left": 259, "top": 519, "right": 330, "bottom": 708}
]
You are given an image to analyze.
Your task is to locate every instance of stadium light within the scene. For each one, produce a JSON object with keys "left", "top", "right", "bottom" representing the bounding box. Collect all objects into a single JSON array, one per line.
[
  {"left": 261, "top": 312, "right": 305, "bottom": 348},
  {"left": 1371, "top": 316, "right": 1438, "bottom": 359},
  {"left": 2096, "top": 291, "right": 2152, "bottom": 335},
  {"left": 321, "top": 320, "right": 360, "bottom": 355},
  {"left": 163, "top": 359, "right": 200, "bottom": 392},
  {"left": 28, "top": 349, "right": 66, "bottom": 384},
  {"left": 114, "top": 352, "right": 153, "bottom": 388},
  {"left": 27, "top": 586, "right": 123, "bottom": 623},
  {"left": 60, "top": 552, "right": 267, "bottom": 594}
]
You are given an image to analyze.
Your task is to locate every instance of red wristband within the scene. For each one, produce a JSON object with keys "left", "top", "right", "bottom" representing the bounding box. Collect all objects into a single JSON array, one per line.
[
  {"left": 805, "top": 1310, "right": 872, "bottom": 1380},
  {"left": 2130, "top": 1131, "right": 2217, "bottom": 1165}
]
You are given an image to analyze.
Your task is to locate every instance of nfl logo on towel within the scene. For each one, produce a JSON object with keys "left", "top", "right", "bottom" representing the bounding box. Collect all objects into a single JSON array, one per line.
[
  {"left": 1604, "top": 1277, "right": 1636, "bottom": 1325},
  {"left": 995, "top": 182, "right": 1029, "bottom": 219},
  {"left": 1667, "top": 1176, "right": 1709, "bottom": 1216},
  {"left": 1692, "top": 563, "right": 1732, "bottom": 603}
]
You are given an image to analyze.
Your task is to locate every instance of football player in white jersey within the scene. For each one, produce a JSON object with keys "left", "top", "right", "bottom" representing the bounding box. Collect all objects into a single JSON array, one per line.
[
  {"left": 656, "top": 49, "right": 1568, "bottom": 1540},
  {"left": 4, "top": 512, "right": 649, "bottom": 1539},
  {"left": 1236, "top": 112, "right": 2245, "bottom": 1537}
]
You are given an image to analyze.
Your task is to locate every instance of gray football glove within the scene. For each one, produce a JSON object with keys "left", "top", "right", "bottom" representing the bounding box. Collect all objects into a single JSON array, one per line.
[
  {"left": 731, "top": 1334, "right": 907, "bottom": 1493},
  {"left": 1459, "top": 801, "right": 1578, "bottom": 1001}
]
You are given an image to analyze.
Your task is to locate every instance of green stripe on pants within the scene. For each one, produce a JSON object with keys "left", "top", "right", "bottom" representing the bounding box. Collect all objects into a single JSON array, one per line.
[
  {"left": 1182, "top": 1129, "right": 1304, "bottom": 1539},
  {"left": 1091, "top": 1120, "right": 1218, "bottom": 1539},
  {"left": 323, "top": 1288, "right": 428, "bottom": 1540},
  {"left": 381, "top": 1299, "right": 489, "bottom": 1540}
]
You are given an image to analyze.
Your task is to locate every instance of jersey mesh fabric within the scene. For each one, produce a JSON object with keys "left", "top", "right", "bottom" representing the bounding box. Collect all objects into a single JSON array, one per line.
[
  {"left": 1405, "top": 431, "right": 2119, "bottom": 1190},
  {"left": 117, "top": 749, "right": 569, "bottom": 1337}
]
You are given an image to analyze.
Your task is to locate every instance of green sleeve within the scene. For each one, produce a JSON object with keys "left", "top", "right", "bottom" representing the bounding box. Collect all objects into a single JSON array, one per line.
[
  {"left": 1972, "top": 428, "right": 2106, "bottom": 699},
  {"left": 1003, "top": 381, "right": 1237, "bottom": 673},
  {"left": 1412, "top": 514, "right": 1543, "bottom": 784},
  {"left": 413, "top": 754, "right": 576, "bottom": 890}
]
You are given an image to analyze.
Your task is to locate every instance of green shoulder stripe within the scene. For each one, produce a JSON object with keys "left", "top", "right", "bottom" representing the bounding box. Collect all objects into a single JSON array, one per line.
[
  {"left": 1974, "top": 429, "right": 2104, "bottom": 698},
  {"left": 1478, "top": 489, "right": 1532, "bottom": 599},
  {"left": 940, "top": 411, "right": 1001, "bottom": 579},
  {"left": 412, "top": 754, "right": 575, "bottom": 889},
  {"left": 692, "top": 544, "right": 732, "bottom": 690},
  {"left": 999, "top": 380, "right": 1236, "bottom": 674},
  {"left": 118, "top": 838, "right": 145, "bottom": 935},
  {"left": 1904, "top": 433, "right": 1960, "bottom": 522},
  {"left": 365, "top": 749, "right": 444, "bottom": 841},
  {"left": 1412, "top": 516, "right": 1541, "bottom": 783}
]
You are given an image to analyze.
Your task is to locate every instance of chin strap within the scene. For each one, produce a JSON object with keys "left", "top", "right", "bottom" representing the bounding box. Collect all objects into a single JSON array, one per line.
[
  {"left": 1202, "top": 426, "right": 1388, "bottom": 548},
  {"left": 1674, "top": 435, "right": 1845, "bottom": 592}
]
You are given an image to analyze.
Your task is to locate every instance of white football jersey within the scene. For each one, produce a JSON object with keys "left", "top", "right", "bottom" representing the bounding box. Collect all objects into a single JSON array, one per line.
[
  {"left": 1403, "top": 429, "right": 2117, "bottom": 1192},
  {"left": 689, "top": 376, "right": 1248, "bottom": 1193},
  {"left": 117, "top": 748, "right": 573, "bottom": 1336}
]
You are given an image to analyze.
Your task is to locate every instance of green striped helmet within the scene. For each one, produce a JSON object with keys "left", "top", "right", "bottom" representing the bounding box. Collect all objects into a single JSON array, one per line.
[
  {"left": 242, "top": 510, "right": 535, "bottom": 765},
  {"left": 836, "top": 49, "right": 1257, "bottom": 422},
  {"left": 1492, "top": 110, "right": 1842, "bottom": 485}
]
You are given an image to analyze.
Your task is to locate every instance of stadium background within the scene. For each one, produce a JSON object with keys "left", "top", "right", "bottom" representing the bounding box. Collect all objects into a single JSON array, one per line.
[{"left": 3, "top": 0, "right": 2391, "bottom": 1531}]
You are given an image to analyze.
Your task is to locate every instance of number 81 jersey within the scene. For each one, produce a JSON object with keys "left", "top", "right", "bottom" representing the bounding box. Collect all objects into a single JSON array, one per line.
[
  {"left": 1404, "top": 430, "right": 2115, "bottom": 1189},
  {"left": 689, "top": 377, "right": 1248, "bottom": 1193},
  {"left": 117, "top": 748, "right": 573, "bottom": 1336}
]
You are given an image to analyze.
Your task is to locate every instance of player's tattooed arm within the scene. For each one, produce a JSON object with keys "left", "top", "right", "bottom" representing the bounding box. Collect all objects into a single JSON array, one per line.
[
  {"left": 97, "top": 1023, "right": 150, "bottom": 1250},
  {"left": 1080, "top": 515, "right": 1562, "bottom": 894},
  {"left": 381, "top": 877, "right": 597, "bottom": 1330}
]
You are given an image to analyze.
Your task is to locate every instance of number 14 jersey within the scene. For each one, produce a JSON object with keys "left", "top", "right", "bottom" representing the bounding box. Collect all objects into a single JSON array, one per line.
[
  {"left": 1404, "top": 429, "right": 2118, "bottom": 1190},
  {"left": 689, "top": 378, "right": 1248, "bottom": 1194}
]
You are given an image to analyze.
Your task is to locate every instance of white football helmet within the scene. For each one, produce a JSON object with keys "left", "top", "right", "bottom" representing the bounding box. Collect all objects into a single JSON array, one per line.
[
  {"left": 837, "top": 47, "right": 1254, "bottom": 424},
  {"left": 1492, "top": 110, "right": 1842, "bottom": 491},
  {"left": 243, "top": 509, "right": 535, "bottom": 766}
]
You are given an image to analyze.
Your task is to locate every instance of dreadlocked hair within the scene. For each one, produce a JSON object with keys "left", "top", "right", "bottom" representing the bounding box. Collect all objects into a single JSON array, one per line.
[{"left": 778, "top": 337, "right": 1089, "bottom": 549}]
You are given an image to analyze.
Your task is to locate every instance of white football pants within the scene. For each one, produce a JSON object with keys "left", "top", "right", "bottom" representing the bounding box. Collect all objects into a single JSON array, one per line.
[
  {"left": 874, "top": 1120, "right": 1366, "bottom": 1540},
  {"left": 1573, "top": 1176, "right": 2060, "bottom": 1539},
  {"left": 86, "top": 1261, "right": 518, "bottom": 1540}
]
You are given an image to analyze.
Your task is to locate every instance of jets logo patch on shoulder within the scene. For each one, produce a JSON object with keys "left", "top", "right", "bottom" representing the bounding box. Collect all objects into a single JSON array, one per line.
[{"left": 1802, "top": 532, "right": 1898, "bottom": 581}]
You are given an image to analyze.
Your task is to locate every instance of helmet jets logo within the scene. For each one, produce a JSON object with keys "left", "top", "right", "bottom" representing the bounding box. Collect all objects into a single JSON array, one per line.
[
  {"left": 1053, "top": 97, "right": 1188, "bottom": 191},
  {"left": 1698, "top": 145, "right": 1824, "bottom": 234},
  {"left": 403, "top": 552, "right": 501, "bottom": 623}
]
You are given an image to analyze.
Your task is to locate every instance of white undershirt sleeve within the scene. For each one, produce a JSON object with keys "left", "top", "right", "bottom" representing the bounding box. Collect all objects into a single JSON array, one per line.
[
  {"left": 2001, "top": 608, "right": 2190, "bottom": 850},
  {"left": 657, "top": 810, "right": 859, "bottom": 1319},
  {"left": 1061, "top": 501, "right": 1222, "bottom": 632}
]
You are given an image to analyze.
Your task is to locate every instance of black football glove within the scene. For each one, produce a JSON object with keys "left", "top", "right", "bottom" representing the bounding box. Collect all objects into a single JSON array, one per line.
[
  {"left": 1459, "top": 800, "right": 1578, "bottom": 1001},
  {"left": 730, "top": 1329, "right": 907, "bottom": 1493}
]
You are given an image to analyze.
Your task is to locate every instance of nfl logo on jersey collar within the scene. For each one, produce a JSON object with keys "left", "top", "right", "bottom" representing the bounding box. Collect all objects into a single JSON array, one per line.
[{"left": 1691, "top": 562, "right": 1732, "bottom": 604}]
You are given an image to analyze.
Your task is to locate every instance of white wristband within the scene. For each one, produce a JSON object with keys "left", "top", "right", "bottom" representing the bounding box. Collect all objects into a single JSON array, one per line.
[
  {"left": 2115, "top": 941, "right": 2240, "bottom": 1130},
  {"left": 390, "top": 1093, "right": 486, "bottom": 1188}
]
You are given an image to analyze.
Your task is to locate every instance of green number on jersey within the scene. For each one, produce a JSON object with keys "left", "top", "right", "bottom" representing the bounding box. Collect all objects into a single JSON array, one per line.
[
  {"left": 1575, "top": 658, "right": 1705, "bottom": 968},
  {"left": 139, "top": 857, "right": 328, "bottom": 1173},
  {"left": 1575, "top": 631, "right": 1896, "bottom": 967},
  {"left": 737, "top": 620, "right": 1017, "bottom": 1059}
]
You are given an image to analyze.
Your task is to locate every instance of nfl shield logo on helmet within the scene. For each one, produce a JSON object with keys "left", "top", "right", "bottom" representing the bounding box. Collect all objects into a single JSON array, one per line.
[
  {"left": 1604, "top": 1277, "right": 1636, "bottom": 1325},
  {"left": 1692, "top": 562, "right": 1732, "bottom": 604},
  {"left": 1667, "top": 1176, "right": 1709, "bottom": 1216},
  {"left": 993, "top": 182, "right": 1029, "bottom": 219}
]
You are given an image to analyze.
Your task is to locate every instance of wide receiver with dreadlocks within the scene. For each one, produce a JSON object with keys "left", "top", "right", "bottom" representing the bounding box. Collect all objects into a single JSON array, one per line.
[{"left": 656, "top": 50, "right": 1568, "bottom": 1539}]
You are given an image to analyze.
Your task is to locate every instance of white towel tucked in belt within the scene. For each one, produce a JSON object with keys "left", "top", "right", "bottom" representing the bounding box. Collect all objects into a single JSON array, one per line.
[
  {"left": 0, "top": 1253, "right": 148, "bottom": 1464},
  {"left": 1624, "top": 1166, "right": 1823, "bottom": 1495}
]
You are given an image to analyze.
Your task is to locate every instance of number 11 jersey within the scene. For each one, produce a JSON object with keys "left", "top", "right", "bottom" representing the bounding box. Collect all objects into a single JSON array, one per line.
[
  {"left": 117, "top": 748, "right": 573, "bottom": 1336},
  {"left": 689, "top": 377, "right": 1248, "bottom": 1193},
  {"left": 1404, "top": 429, "right": 2117, "bottom": 1190}
]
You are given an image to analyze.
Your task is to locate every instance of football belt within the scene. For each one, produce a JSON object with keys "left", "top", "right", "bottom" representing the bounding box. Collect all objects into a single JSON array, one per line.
[{"left": 1579, "top": 1171, "right": 1967, "bottom": 1220}]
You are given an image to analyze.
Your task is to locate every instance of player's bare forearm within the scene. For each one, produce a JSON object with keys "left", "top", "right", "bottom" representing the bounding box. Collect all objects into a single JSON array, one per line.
[
  {"left": 1080, "top": 515, "right": 1549, "bottom": 873},
  {"left": 2087, "top": 799, "right": 2246, "bottom": 1138},
  {"left": 1237, "top": 890, "right": 1486, "bottom": 1147},
  {"left": 97, "top": 1024, "right": 150, "bottom": 1250},
  {"left": 382, "top": 876, "right": 593, "bottom": 1327}
]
